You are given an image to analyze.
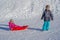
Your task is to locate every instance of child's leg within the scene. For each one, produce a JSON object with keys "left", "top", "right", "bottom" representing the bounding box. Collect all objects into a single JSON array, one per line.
[
  {"left": 46, "top": 21, "right": 50, "bottom": 31},
  {"left": 42, "top": 21, "right": 47, "bottom": 31}
]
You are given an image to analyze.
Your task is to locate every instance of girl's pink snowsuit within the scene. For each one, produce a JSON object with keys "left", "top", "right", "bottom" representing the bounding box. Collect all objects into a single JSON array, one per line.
[{"left": 9, "top": 22, "right": 28, "bottom": 31}]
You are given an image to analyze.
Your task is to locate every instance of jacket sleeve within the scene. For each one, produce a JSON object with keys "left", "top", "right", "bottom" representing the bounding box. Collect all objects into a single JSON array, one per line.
[
  {"left": 41, "top": 11, "right": 45, "bottom": 19},
  {"left": 50, "top": 11, "right": 53, "bottom": 20}
]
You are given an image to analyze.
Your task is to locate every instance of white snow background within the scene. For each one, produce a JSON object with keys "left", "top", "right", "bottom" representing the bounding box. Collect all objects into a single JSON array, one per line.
[{"left": 0, "top": 0, "right": 60, "bottom": 40}]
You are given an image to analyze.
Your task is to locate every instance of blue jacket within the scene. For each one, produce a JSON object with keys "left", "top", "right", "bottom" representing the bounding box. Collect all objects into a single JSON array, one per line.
[{"left": 41, "top": 10, "right": 53, "bottom": 21}]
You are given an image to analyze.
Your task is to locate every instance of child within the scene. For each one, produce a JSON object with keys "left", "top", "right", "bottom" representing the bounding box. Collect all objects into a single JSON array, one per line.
[
  {"left": 9, "top": 19, "right": 28, "bottom": 31},
  {"left": 41, "top": 5, "right": 53, "bottom": 31}
]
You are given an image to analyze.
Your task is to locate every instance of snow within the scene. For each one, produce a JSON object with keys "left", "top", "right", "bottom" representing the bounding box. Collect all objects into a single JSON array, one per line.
[{"left": 0, "top": 0, "right": 60, "bottom": 40}]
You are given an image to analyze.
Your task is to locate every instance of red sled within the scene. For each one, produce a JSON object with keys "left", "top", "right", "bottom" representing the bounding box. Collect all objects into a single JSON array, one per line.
[{"left": 9, "top": 22, "right": 28, "bottom": 31}]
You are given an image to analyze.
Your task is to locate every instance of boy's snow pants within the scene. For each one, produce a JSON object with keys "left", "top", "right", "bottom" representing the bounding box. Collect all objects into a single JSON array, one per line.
[{"left": 42, "top": 21, "right": 50, "bottom": 31}]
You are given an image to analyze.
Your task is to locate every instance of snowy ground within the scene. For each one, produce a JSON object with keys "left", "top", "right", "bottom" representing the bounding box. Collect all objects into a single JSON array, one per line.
[
  {"left": 0, "top": 16, "right": 60, "bottom": 40},
  {"left": 0, "top": 0, "right": 60, "bottom": 40}
]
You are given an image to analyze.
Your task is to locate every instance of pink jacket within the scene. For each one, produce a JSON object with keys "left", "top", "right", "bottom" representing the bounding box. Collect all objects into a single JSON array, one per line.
[{"left": 9, "top": 22, "right": 17, "bottom": 28}]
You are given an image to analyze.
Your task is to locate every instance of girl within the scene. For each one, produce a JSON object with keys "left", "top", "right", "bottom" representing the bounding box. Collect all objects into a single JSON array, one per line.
[
  {"left": 9, "top": 19, "right": 28, "bottom": 31},
  {"left": 41, "top": 5, "right": 53, "bottom": 31}
]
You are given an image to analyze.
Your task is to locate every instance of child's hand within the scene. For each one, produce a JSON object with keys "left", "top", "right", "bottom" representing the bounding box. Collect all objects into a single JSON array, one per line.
[
  {"left": 41, "top": 16, "right": 43, "bottom": 20},
  {"left": 51, "top": 19, "right": 53, "bottom": 21},
  {"left": 51, "top": 18, "right": 53, "bottom": 21}
]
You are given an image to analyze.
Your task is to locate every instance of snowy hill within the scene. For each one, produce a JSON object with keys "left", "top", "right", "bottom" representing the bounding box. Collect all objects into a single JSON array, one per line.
[{"left": 0, "top": 0, "right": 60, "bottom": 40}]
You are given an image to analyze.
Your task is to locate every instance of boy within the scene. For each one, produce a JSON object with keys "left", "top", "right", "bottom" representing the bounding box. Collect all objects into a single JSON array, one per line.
[{"left": 41, "top": 5, "right": 53, "bottom": 31}]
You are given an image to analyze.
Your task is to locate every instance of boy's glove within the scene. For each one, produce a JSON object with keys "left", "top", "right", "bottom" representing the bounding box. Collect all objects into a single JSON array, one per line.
[{"left": 41, "top": 17, "right": 43, "bottom": 20}]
